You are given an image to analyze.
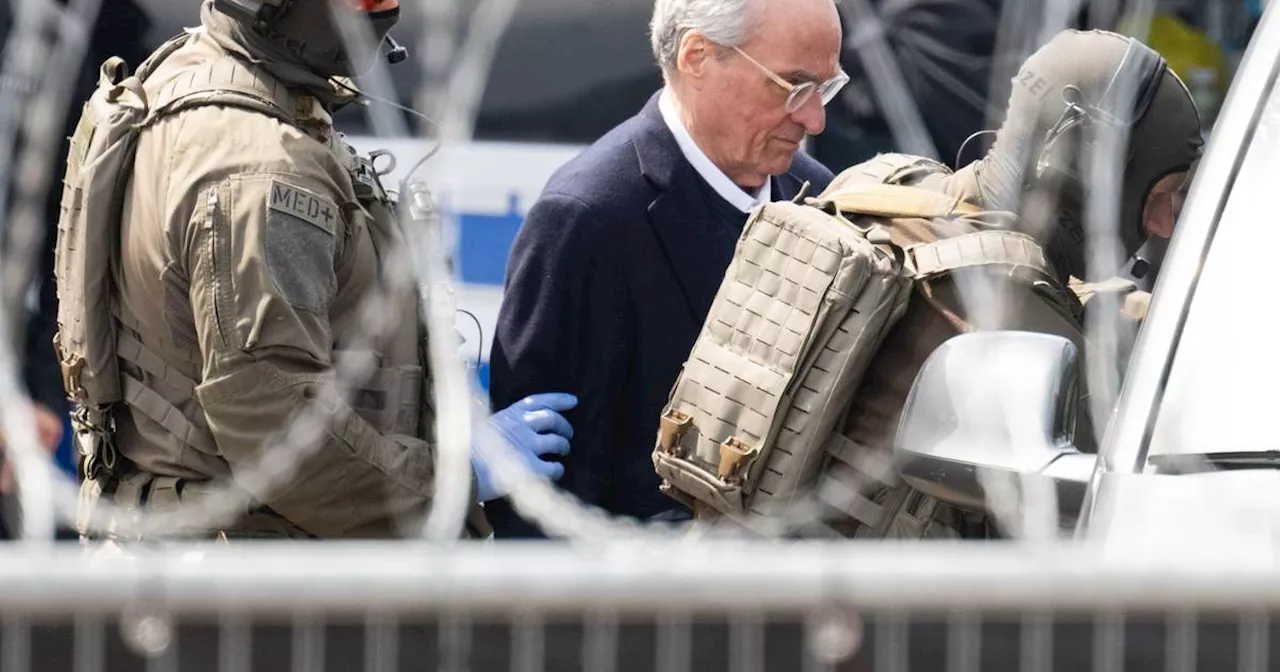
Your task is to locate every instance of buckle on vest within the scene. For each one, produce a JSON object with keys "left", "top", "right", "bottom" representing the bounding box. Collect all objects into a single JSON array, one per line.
[
  {"left": 658, "top": 409, "right": 692, "bottom": 456},
  {"left": 59, "top": 352, "right": 88, "bottom": 403},
  {"left": 72, "top": 406, "right": 117, "bottom": 483},
  {"left": 718, "top": 437, "right": 758, "bottom": 485}
]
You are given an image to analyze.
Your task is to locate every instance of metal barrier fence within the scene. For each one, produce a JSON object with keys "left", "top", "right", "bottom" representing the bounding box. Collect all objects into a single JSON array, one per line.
[{"left": 0, "top": 540, "right": 1276, "bottom": 672}]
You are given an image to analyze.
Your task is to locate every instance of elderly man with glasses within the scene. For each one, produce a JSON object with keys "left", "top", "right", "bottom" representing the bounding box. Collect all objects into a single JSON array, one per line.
[{"left": 486, "top": 0, "right": 845, "bottom": 537}]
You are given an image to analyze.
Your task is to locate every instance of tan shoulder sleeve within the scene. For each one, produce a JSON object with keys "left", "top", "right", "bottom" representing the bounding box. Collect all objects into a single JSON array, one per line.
[{"left": 181, "top": 171, "right": 442, "bottom": 537}]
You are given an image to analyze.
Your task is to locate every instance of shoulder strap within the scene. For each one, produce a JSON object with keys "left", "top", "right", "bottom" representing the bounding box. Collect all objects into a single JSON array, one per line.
[
  {"left": 819, "top": 152, "right": 953, "bottom": 197},
  {"left": 134, "top": 32, "right": 194, "bottom": 81},
  {"left": 95, "top": 57, "right": 147, "bottom": 113},
  {"left": 849, "top": 153, "right": 951, "bottom": 186},
  {"left": 86, "top": 32, "right": 193, "bottom": 111},
  {"left": 817, "top": 183, "right": 983, "bottom": 220},
  {"left": 907, "top": 230, "right": 1050, "bottom": 280},
  {"left": 94, "top": 31, "right": 296, "bottom": 127},
  {"left": 908, "top": 230, "right": 1082, "bottom": 319},
  {"left": 145, "top": 56, "right": 299, "bottom": 127}
]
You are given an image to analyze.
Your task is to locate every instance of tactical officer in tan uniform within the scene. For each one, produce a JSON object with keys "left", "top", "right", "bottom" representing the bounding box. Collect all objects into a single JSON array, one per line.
[
  {"left": 60, "top": 0, "right": 576, "bottom": 540},
  {"left": 812, "top": 30, "right": 1202, "bottom": 538}
]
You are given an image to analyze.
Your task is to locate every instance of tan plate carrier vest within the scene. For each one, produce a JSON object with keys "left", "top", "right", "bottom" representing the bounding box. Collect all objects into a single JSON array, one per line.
[{"left": 651, "top": 155, "right": 1064, "bottom": 537}]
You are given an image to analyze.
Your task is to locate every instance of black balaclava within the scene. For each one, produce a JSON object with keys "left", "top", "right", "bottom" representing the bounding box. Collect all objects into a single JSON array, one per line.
[
  {"left": 213, "top": 0, "right": 400, "bottom": 79},
  {"left": 970, "top": 29, "right": 1203, "bottom": 282}
]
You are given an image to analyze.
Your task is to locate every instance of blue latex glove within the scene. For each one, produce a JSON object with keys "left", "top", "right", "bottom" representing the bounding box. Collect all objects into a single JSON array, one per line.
[{"left": 473, "top": 393, "right": 577, "bottom": 502}]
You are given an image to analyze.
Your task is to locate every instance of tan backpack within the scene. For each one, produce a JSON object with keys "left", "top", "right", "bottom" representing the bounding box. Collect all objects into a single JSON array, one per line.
[
  {"left": 54, "top": 34, "right": 297, "bottom": 480},
  {"left": 651, "top": 155, "right": 1057, "bottom": 532}
]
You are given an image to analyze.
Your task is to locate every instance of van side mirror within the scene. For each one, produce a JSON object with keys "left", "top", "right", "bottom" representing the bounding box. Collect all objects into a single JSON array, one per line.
[{"left": 893, "top": 332, "right": 1097, "bottom": 529}]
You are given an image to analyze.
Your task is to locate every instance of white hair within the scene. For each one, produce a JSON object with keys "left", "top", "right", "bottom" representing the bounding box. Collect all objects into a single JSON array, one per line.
[{"left": 650, "top": 0, "right": 759, "bottom": 75}]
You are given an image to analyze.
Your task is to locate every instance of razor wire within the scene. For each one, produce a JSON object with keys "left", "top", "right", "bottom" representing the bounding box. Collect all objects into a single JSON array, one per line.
[
  {"left": 0, "top": 0, "right": 987, "bottom": 544},
  {"left": 839, "top": 0, "right": 940, "bottom": 161},
  {"left": 0, "top": 0, "right": 504, "bottom": 542},
  {"left": 328, "top": 0, "right": 474, "bottom": 543},
  {"left": 1079, "top": 0, "right": 1161, "bottom": 495},
  {"left": 0, "top": 0, "right": 1226, "bottom": 548},
  {"left": 0, "top": 0, "right": 107, "bottom": 546},
  {"left": 0, "top": 0, "right": 692, "bottom": 544}
]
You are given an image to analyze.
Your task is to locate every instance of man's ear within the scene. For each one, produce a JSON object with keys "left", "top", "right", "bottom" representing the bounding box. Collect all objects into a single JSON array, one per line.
[{"left": 676, "top": 31, "right": 714, "bottom": 79}]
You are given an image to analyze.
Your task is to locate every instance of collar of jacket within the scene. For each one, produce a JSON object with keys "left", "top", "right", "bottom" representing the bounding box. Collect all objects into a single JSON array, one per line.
[
  {"left": 633, "top": 92, "right": 796, "bottom": 197},
  {"left": 633, "top": 92, "right": 684, "bottom": 192},
  {"left": 201, "top": 1, "right": 358, "bottom": 110}
]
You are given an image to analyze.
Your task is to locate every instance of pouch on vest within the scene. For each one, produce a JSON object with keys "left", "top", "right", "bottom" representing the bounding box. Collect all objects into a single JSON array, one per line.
[
  {"left": 651, "top": 192, "right": 916, "bottom": 522},
  {"left": 652, "top": 157, "right": 1059, "bottom": 530},
  {"left": 54, "top": 55, "right": 155, "bottom": 409}
]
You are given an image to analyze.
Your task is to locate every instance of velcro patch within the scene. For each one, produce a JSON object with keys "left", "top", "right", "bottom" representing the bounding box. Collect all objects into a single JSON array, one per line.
[{"left": 268, "top": 180, "right": 338, "bottom": 235}]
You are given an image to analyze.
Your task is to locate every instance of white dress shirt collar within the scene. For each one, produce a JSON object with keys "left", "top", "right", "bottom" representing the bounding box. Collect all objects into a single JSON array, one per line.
[{"left": 658, "top": 88, "right": 772, "bottom": 213}]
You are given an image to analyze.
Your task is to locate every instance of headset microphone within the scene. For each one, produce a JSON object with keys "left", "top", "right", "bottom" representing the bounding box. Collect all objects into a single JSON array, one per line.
[{"left": 385, "top": 35, "right": 409, "bottom": 64}]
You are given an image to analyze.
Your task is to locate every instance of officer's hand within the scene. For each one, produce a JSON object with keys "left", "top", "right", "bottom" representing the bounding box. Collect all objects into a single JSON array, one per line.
[
  {"left": 473, "top": 393, "right": 578, "bottom": 503},
  {"left": 1123, "top": 290, "right": 1152, "bottom": 324}
]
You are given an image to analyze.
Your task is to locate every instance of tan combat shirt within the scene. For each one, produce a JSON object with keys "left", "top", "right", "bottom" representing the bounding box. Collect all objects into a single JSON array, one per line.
[{"left": 110, "top": 10, "right": 480, "bottom": 538}]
